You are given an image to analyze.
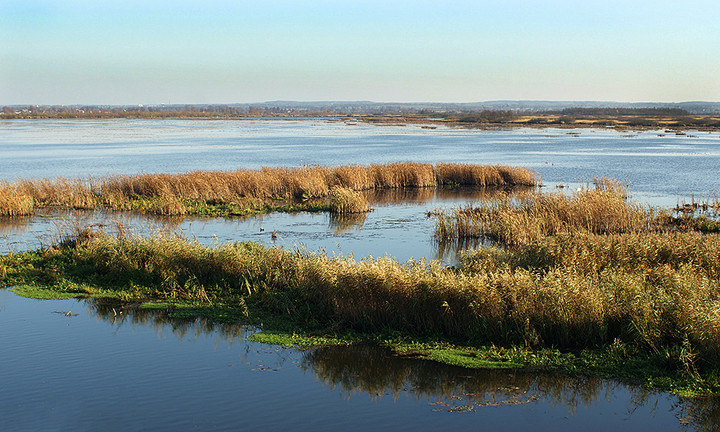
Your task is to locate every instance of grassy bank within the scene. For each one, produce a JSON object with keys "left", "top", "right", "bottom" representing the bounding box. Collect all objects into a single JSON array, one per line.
[
  {"left": 0, "top": 162, "right": 536, "bottom": 217},
  {"left": 2, "top": 226, "right": 720, "bottom": 395}
]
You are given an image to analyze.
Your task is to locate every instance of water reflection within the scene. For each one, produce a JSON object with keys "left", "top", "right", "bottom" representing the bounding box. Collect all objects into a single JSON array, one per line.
[
  {"left": 84, "top": 297, "right": 720, "bottom": 430},
  {"left": 304, "top": 345, "right": 636, "bottom": 412},
  {"left": 0, "top": 216, "right": 31, "bottom": 232},
  {"left": 88, "top": 297, "right": 249, "bottom": 343},
  {"left": 434, "top": 237, "right": 493, "bottom": 263},
  {"left": 329, "top": 212, "right": 368, "bottom": 234}
]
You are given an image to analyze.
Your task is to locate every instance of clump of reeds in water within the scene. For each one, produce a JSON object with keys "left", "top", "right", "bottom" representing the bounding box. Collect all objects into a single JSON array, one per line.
[
  {"left": 434, "top": 178, "right": 650, "bottom": 245},
  {"left": 434, "top": 163, "right": 537, "bottom": 187},
  {"left": 17, "top": 178, "right": 99, "bottom": 210},
  {"left": 0, "top": 182, "right": 34, "bottom": 216},
  {"left": 328, "top": 186, "right": 370, "bottom": 214},
  {"left": 0, "top": 162, "right": 538, "bottom": 217}
]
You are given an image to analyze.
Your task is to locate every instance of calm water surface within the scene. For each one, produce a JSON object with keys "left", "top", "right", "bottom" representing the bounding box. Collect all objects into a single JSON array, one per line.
[
  {"left": 1, "top": 290, "right": 715, "bottom": 431},
  {"left": 2, "top": 119, "right": 720, "bottom": 430}
]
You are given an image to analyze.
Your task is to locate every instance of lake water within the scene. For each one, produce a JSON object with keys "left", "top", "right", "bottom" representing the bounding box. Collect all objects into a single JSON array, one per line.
[
  {"left": 2, "top": 118, "right": 720, "bottom": 430},
  {"left": 1, "top": 290, "right": 713, "bottom": 431},
  {"left": 2, "top": 118, "right": 720, "bottom": 261}
]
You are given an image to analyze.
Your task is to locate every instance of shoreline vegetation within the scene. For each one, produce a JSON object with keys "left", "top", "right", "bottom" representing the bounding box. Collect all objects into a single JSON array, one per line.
[
  {"left": 0, "top": 162, "right": 537, "bottom": 217},
  {"left": 2, "top": 180, "right": 720, "bottom": 395},
  {"left": 3, "top": 106, "right": 720, "bottom": 132}
]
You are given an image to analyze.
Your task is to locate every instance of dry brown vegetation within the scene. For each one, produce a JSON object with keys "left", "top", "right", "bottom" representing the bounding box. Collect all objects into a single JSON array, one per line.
[
  {"left": 4, "top": 173, "right": 720, "bottom": 392},
  {"left": 328, "top": 187, "right": 370, "bottom": 214},
  {"left": 435, "top": 163, "right": 537, "bottom": 188},
  {"left": 0, "top": 181, "right": 34, "bottom": 216},
  {"left": 434, "top": 179, "right": 661, "bottom": 245},
  {"left": 0, "top": 163, "right": 537, "bottom": 217}
]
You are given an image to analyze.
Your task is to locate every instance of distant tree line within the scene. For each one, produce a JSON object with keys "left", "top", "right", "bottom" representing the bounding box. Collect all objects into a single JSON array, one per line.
[
  {"left": 556, "top": 107, "right": 689, "bottom": 117},
  {"left": 3, "top": 105, "right": 720, "bottom": 129},
  {"left": 447, "top": 110, "right": 518, "bottom": 123},
  {"left": 0, "top": 104, "right": 435, "bottom": 119}
]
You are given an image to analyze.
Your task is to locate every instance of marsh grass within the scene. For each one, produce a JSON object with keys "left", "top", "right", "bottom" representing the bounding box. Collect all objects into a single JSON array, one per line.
[
  {"left": 328, "top": 186, "right": 370, "bottom": 214},
  {"left": 434, "top": 179, "right": 659, "bottom": 245},
  {"left": 0, "top": 182, "right": 34, "bottom": 216},
  {"left": 0, "top": 163, "right": 536, "bottom": 217},
  {"left": 435, "top": 163, "right": 537, "bottom": 187}
]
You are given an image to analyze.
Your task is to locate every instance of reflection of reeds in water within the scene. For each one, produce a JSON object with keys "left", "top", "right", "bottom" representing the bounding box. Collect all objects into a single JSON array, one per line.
[
  {"left": 674, "top": 194, "right": 720, "bottom": 219},
  {"left": 329, "top": 212, "right": 368, "bottom": 234},
  {"left": 303, "top": 344, "right": 665, "bottom": 415},
  {"left": 673, "top": 394, "right": 720, "bottom": 432},
  {"left": 433, "top": 237, "right": 488, "bottom": 264},
  {"left": 87, "top": 297, "right": 249, "bottom": 342},
  {"left": 0, "top": 215, "right": 31, "bottom": 234},
  {"left": 0, "top": 163, "right": 538, "bottom": 216},
  {"left": 80, "top": 297, "right": 718, "bottom": 427}
]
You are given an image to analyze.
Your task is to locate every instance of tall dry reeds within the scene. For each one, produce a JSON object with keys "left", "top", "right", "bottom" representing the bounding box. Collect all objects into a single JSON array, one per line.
[
  {"left": 435, "top": 163, "right": 537, "bottom": 187},
  {"left": 0, "top": 163, "right": 537, "bottom": 216},
  {"left": 16, "top": 178, "right": 98, "bottom": 210},
  {"left": 0, "top": 182, "right": 34, "bottom": 216},
  {"left": 435, "top": 179, "right": 650, "bottom": 245},
  {"left": 459, "top": 231, "right": 720, "bottom": 357},
  {"left": 328, "top": 186, "right": 370, "bottom": 214}
]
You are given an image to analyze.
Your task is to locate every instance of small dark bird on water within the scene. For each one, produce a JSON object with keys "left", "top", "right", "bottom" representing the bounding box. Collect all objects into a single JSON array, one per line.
[
  {"left": 271, "top": 230, "right": 277, "bottom": 240},
  {"left": 260, "top": 227, "right": 264, "bottom": 232}
]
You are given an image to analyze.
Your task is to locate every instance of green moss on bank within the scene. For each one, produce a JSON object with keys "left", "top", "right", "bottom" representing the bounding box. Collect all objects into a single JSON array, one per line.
[{"left": 249, "top": 330, "right": 350, "bottom": 347}]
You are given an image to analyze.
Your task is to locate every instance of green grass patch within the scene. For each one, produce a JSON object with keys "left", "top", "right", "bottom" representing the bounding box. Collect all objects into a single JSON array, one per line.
[
  {"left": 249, "top": 330, "right": 350, "bottom": 347},
  {"left": 425, "top": 348, "right": 522, "bottom": 369},
  {"left": 11, "top": 285, "right": 85, "bottom": 300}
]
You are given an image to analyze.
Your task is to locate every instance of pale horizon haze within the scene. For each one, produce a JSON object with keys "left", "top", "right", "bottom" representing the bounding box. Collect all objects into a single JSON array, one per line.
[{"left": 1, "top": 0, "right": 719, "bottom": 105}]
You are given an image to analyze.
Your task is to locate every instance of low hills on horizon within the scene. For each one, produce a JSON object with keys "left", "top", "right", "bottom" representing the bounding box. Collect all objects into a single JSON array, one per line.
[{"left": 3, "top": 100, "right": 720, "bottom": 115}]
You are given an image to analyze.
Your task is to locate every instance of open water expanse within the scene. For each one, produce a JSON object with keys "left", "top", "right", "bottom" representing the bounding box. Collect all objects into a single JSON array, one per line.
[{"left": 1, "top": 118, "right": 720, "bottom": 430}]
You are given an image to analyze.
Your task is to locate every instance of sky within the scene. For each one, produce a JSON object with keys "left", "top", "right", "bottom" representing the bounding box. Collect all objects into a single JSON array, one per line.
[{"left": 1, "top": 0, "right": 719, "bottom": 105}]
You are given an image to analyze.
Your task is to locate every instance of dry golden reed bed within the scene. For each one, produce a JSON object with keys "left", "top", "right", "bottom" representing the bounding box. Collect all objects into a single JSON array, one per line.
[
  {"left": 433, "top": 179, "right": 678, "bottom": 245},
  {"left": 0, "top": 163, "right": 536, "bottom": 216},
  {"left": 0, "top": 181, "right": 34, "bottom": 217}
]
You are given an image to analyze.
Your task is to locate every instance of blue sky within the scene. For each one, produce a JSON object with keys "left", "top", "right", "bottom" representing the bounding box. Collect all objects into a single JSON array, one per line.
[{"left": 1, "top": 0, "right": 719, "bottom": 104}]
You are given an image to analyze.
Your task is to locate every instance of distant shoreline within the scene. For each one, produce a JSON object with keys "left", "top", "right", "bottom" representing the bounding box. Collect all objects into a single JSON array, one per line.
[{"left": 3, "top": 110, "right": 720, "bottom": 133}]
